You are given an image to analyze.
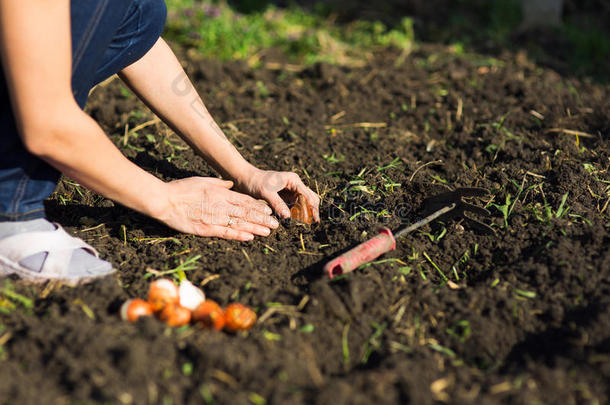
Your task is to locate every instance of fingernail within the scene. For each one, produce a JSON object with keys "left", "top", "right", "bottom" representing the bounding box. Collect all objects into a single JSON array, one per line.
[
  {"left": 282, "top": 209, "right": 291, "bottom": 218},
  {"left": 270, "top": 218, "right": 279, "bottom": 228},
  {"left": 263, "top": 228, "right": 271, "bottom": 235},
  {"left": 246, "top": 234, "right": 254, "bottom": 241}
]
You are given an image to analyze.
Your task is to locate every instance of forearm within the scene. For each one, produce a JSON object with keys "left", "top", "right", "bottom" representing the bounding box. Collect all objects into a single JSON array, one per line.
[
  {"left": 0, "top": 0, "right": 167, "bottom": 220},
  {"left": 34, "top": 107, "right": 166, "bottom": 218},
  {"left": 118, "top": 38, "right": 254, "bottom": 181},
  {"left": 116, "top": 38, "right": 320, "bottom": 221}
]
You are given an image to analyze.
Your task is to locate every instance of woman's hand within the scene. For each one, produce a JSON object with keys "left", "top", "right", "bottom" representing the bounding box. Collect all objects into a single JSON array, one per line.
[
  {"left": 117, "top": 40, "right": 319, "bottom": 225},
  {"left": 156, "top": 177, "right": 279, "bottom": 241},
  {"left": 235, "top": 168, "right": 320, "bottom": 222}
]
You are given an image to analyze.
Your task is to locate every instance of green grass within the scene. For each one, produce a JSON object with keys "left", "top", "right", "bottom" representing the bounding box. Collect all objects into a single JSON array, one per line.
[
  {"left": 428, "top": 341, "right": 456, "bottom": 358},
  {"left": 164, "top": 0, "right": 414, "bottom": 65},
  {"left": 0, "top": 281, "right": 34, "bottom": 315},
  {"left": 562, "top": 21, "right": 610, "bottom": 76},
  {"left": 164, "top": 1, "right": 609, "bottom": 80},
  {"left": 163, "top": 0, "right": 608, "bottom": 82},
  {"left": 446, "top": 320, "right": 471, "bottom": 343},
  {"left": 489, "top": 194, "right": 512, "bottom": 229},
  {"left": 361, "top": 322, "right": 387, "bottom": 364},
  {"left": 443, "top": 0, "right": 610, "bottom": 81},
  {"left": 144, "top": 254, "right": 202, "bottom": 280}
]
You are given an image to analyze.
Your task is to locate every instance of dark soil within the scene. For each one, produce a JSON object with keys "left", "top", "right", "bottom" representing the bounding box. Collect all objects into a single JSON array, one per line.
[{"left": 1, "top": 44, "right": 609, "bottom": 404}]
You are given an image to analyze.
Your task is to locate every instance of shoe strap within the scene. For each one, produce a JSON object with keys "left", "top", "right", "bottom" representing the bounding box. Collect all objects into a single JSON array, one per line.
[{"left": 0, "top": 224, "right": 99, "bottom": 276}]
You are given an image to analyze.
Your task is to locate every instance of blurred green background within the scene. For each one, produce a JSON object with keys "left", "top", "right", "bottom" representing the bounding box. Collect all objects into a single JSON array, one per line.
[{"left": 164, "top": 0, "right": 610, "bottom": 81}]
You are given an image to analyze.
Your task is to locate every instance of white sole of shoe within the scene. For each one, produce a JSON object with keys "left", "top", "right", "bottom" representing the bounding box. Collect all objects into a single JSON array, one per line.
[{"left": 0, "top": 255, "right": 115, "bottom": 286}]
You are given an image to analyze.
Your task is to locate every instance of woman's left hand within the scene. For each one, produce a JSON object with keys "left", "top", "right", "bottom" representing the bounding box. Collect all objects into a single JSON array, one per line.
[{"left": 236, "top": 168, "right": 320, "bottom": 222}]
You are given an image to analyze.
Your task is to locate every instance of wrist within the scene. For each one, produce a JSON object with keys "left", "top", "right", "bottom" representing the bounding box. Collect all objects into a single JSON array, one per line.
[
  {"left": 140, "top": 178, "right": 171, "bottom": 220},
  {"left": 224, "top": 160, "right": 260, "bottom": 186}
]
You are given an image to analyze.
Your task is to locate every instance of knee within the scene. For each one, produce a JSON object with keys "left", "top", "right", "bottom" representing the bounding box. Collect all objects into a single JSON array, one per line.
[{"left": 136, "top": 0, "right": 167, "bottom": 40}]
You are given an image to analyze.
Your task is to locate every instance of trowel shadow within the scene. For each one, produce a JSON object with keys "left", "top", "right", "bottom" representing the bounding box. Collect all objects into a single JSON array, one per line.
[{"left": 290, "top": 243, "right": 357, "bottom": 285}]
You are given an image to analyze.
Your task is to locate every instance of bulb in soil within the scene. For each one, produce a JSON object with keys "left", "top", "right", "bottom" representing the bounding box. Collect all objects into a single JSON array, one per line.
[
  {"left": 192, "top": 300, "right": 225, "bottom": 331},
  {"left": 147, "top": 278, "right": 179, "bottom": 313},
  {"left": 158, "top": 303, "right": 192, "bottom": 327},
  {"left": 224, "top": 303, "right": 257, "bottom": 332},
  {"left": 290, "top": 194, "right": 313, "bottom": 224},
  {"left": 178, "top": 279, "right": 205, "bottom": 311},
  {"left": 120, "top": 298, "right": 153, "bottom": 322}
]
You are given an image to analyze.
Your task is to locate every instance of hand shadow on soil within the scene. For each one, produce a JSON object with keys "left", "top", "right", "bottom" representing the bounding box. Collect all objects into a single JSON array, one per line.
[
  {"left": 45, "top": 199, "right": 176, "bottom": 238},
  {"left": 130, "top": 151, "right": 218, "bottom": 181},
  {"left": 45, "top": 153, "right": 218, "bottom": 234}
]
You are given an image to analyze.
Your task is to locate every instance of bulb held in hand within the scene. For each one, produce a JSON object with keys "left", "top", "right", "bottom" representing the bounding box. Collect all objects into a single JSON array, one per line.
[{"left": 290, "top": 194, "right": 313, "bottom": 224}]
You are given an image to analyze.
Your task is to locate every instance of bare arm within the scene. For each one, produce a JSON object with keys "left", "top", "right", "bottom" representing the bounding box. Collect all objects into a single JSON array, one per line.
[
  {"left": 0, "top": 0, "right": 166, "bottom": 218},
  {"left": 0, "top": 0, "right": 277, "bottom": 240},
  {"left": 119, "top": 39, "right": 252, "bottom": 183},
  {"left": 119, "top": 38, "right": 320, "bottom": 221}
]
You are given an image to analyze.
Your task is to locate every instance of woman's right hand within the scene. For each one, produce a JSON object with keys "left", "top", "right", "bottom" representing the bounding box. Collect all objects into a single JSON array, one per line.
[{"left": 155, "top": 177, "right": 279, "bottom": 241}]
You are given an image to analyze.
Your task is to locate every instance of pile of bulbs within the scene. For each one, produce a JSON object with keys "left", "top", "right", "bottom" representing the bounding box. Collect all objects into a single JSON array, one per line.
[{"left": 120, "top": 278, "right": 257, "bottom": 332}]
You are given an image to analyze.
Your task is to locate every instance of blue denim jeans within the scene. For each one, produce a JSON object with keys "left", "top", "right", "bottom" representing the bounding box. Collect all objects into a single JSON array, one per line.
[{"left": 0, "top": 0, "right": 166, "bottom": 221}]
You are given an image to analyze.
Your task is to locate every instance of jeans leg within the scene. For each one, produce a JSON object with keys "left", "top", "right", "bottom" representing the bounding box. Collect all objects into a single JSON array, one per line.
[
  {"left": 0, "top": 1, "right": 133, "bottom": 221},
  {"left": 71, "top": 0, "right": 138, "bottom": 108},
  {"left": 0, "top": 99, "right": 58, "bottom": 221},
  {"left": 93, "top": 0, "right": 167, "bottom": 86},
  {"left": 0, "top": 0, "right": 166, "bottom": 221}
]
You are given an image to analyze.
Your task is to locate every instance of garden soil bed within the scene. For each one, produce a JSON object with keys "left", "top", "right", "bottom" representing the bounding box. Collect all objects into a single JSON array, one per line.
[{"left": 1, "top": 44, "right": 609, "bottom": 404}]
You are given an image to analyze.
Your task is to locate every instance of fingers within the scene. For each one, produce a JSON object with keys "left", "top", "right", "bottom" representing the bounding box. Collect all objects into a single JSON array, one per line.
[
  {"left": 203, "top": 178, "right": 233, "bottom": 189},
  {"left": 189, "top": 197, "right": 277, "bottom": 240},
  {"left": 195, "top": 224, "right": 255, "bottom": 241},
  {"left": 165, "top": 176, "right": 280, "bottom": 240},
  {"left": 191, "top": 216, "right": 271, "bottom": 241},
  {"left": 264, "top": 191, "right": 292, "bottom": 219},
  {"left": 195, "top": 205, "right": 276, "bottom": 229},
  {"left": 229, "top": 219, "right": 274, "bottom": 237},
  {"left": 259, "top": 172, "right": 321, "bottom": 221},
  {"left": 301, "top": 188, "right": 321, "bottom": 223},
  {"left": 171, "top": 173, "right": 321, "bottom": 243},
  {"left": 227, "top": 190, "right": 273, "bottom": 215},
  {"left": 221, "top": 189, "right": 278, "bottom": 228},
  {"left": 226, "top": 204, "right": 279, "bottom": 229}
]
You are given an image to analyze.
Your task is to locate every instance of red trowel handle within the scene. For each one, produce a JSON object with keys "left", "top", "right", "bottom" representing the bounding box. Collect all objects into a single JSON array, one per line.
[{"left": 324, "top": 228, "right": 396, "bottom": 279}]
